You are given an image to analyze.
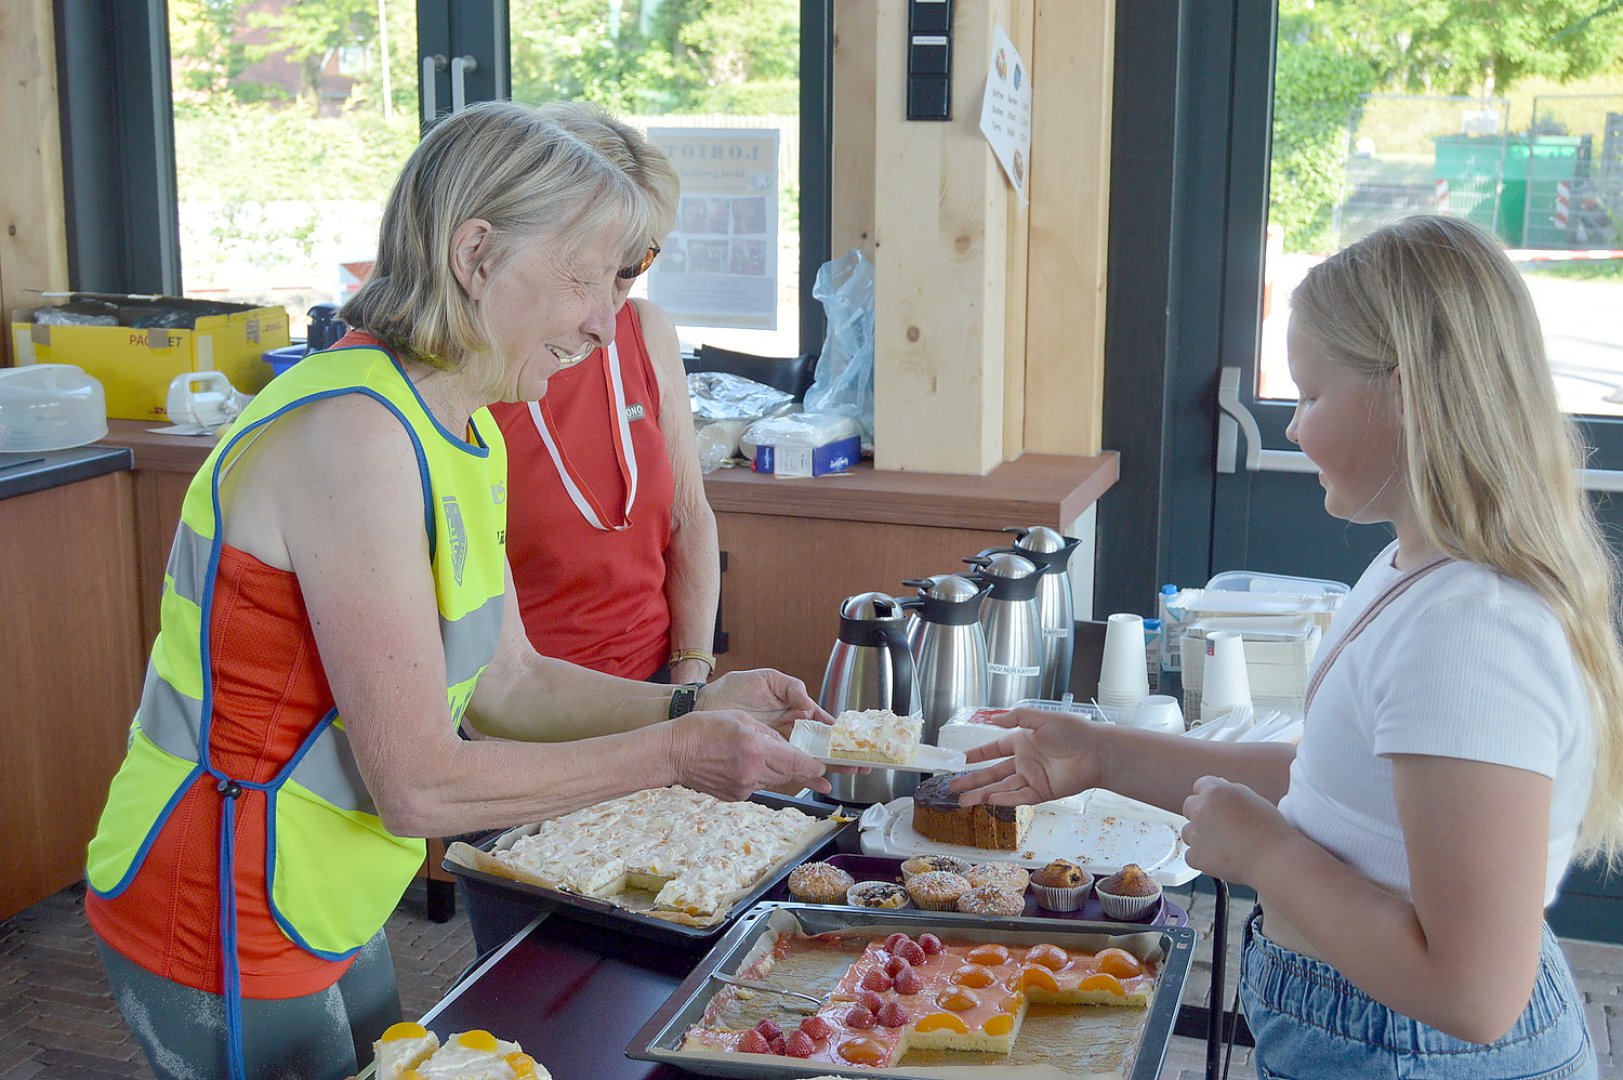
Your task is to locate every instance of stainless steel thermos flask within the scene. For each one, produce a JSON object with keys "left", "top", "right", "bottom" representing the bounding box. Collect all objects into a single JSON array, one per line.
[
  {"left": 1005, "top": 526, "right": 1083, "bottom": 700},
  {"left": 964, "top": 551, "right": 1043, "bottom": 707},
  {"left": 899, "top": 574, "right": 991, "bottom": 745},
  {"left": 819, "top": 592, "right": 918, "bottom": 803}
]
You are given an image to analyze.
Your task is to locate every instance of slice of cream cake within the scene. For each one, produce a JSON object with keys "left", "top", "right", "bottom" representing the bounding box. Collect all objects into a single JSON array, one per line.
[{"left": 828, "top": 709, "right": 923, "bottom": 764}]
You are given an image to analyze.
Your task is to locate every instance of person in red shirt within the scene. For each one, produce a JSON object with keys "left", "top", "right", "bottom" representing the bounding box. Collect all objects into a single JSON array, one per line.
[{"left": 490, "top": 102, "right": 719, "bottom": 688}]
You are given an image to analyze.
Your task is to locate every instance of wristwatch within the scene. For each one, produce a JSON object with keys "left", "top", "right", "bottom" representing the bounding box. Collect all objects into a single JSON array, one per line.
[{"left": 667, "top": 682, "right": 705, "bottom": 720}]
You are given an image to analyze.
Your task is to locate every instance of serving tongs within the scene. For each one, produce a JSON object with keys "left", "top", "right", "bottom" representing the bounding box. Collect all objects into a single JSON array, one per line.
[{"left": 705, "top": 971, "right": 825, "bottom": 1014}]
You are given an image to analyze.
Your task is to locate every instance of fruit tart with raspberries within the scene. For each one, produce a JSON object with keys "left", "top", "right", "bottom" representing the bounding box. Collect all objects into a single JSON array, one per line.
[{"left": 680, "top": 929, "right": 1159, "bottom": 1068}]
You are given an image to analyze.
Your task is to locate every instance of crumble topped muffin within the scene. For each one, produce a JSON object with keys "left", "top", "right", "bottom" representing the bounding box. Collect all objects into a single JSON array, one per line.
[
  {"left": 965, "top": 862, "right": 1031, "bottom": 894},
  {"left": 787, "top": 862, "right": 855, "bottom": 904},
  {"left": 905, "top": 870, "right": 971, "bottom": 911},
  {"left": 956, "top": 884, "right": 1025, "bottom": 917}
]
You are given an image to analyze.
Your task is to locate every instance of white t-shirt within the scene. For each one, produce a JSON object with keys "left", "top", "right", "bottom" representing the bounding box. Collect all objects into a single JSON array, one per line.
[{"left": 1278, "top": 541, "right": 1594, "bottom": 904}]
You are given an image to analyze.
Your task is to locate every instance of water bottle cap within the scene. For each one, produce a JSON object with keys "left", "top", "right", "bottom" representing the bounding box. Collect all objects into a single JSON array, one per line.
[
  {"left": 1145, "top": 618, "right": 1162, "bottom": 630},
  {"left": 1161, "top": 583, "right": 1178, "bottom": 594}
]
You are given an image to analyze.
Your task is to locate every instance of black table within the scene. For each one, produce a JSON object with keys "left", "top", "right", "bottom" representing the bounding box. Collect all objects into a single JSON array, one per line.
[{"left": 414, "top": 889, "right": 1244, "bottom": 1080}]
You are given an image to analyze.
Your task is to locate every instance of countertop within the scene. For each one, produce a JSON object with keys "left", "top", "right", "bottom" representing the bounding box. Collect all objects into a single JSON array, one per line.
[
  {"left": 100, "top": 419, "right": 1118, "bottom": 530},
  {"left": 0, "top": 444, "right": 133, "bottom": 501}
]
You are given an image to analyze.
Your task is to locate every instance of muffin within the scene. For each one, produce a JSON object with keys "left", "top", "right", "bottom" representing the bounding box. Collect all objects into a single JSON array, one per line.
[
  {"left": 965, "top": 862, "right": 1031, "bottom": 894},
  {"left": 905, "top": 870, "right": 971, "bottom": 911},
  {"left": 956, "top": 884, "right": 1025, "bottom": 917},
  {"left": 900, "top": 854, "right": 972, "bottom": 882},
  {"left": 1094, "top": 863, "right": 1162, "bottom": 921},
  {"left": 1029, "top": 859, "right": 1093, "bottom": 913},
  {"left": 787, "top": 862, "right": 856, "bottom": 904},
  {"left": 847, "top": 880, "right": 911, "bottom": 909}
]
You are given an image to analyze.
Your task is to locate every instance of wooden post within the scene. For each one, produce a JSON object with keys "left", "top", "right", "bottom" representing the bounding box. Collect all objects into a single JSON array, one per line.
[
  {"left": 1022, "top": 0, "right": 1115, "bottom": 455},
  {"left": 0, "top": 0, "right": 69, "bottom": 367},
  {"left": 871, "top": 0, "right": 1013, "bottom": 475},
  {"left": 832, "top": 0, "right": 878, "bottom": 261}
]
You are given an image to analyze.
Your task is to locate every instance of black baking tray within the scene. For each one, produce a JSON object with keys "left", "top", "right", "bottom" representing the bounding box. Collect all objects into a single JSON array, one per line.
[
  {"left": 763, "top": 854, "right": 1189, "bottom": 927},
  {"left": 441, "top": 791, "right": 857, "bottom": 947},
  {"left": 626, "top": 901, "right": 1197, "bottom": 1079}
]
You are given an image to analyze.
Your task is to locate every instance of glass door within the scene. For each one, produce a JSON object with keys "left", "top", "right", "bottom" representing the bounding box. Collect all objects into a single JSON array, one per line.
[{"left": 1211, "top": 0, "right": 1623, "bottom": 583}]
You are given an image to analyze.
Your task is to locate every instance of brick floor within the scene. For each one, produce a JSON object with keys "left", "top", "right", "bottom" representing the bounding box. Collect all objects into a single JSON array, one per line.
[{"left": 2, "top": 881, "right": 1618, "bottom": 1078}]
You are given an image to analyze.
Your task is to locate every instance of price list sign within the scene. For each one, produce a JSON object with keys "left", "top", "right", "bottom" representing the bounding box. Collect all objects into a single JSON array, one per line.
[{"left": 647, "top": 128, "right": 780, "bottom": 330}]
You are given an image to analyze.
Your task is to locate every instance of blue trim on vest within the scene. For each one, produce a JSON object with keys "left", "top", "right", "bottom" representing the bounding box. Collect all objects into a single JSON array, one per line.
[
  {"left": 316, "top": 341, "right": 493, "bottom": 460},
  {"left": 87, "top": 761, "right": 208, "bottom": 900}
]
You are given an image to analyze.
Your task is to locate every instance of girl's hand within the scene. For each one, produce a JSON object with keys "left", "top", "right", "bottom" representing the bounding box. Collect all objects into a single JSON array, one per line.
[
  {"left": 1180, "top": 775, "right": 1297, "bottom": 885},
  {"left": 951, "top": 708, "right": 1102, "bottom": 805}
]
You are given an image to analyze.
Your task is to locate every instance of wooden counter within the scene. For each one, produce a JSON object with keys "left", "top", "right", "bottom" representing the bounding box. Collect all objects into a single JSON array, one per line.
[
  {"left": 1, "top": 463, "right": 144, "bottom": 920},
  {"left": 101, "top": 419, "right": 1119, "bottom": 688}
]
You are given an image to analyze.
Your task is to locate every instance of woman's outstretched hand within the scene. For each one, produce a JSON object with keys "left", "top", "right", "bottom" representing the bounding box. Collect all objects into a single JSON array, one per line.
[{"left": 949, "top": 708, "right": 1104, "bottom": 806}]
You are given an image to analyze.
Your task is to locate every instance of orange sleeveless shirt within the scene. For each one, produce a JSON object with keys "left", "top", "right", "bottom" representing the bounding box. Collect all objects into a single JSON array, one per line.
[
  {"left": 87, "top": 545, "right": 355, "bottom": 998},
  {"left": 491, "top": 303, "right": 677, "bottom": 679}
]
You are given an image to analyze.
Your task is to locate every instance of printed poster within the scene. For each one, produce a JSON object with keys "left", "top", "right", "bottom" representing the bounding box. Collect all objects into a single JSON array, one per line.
[
  {"left": 979, "top": 24, "right": 1033, "bottom": 206},
  {"left": 647, "top": 128, "right": 779, "bottom": 330}
]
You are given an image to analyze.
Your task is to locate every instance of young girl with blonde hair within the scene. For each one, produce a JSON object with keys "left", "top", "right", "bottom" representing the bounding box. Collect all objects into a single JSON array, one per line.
[{"left": 958, "top": 214, "right": 1621, "bottom": 1077}]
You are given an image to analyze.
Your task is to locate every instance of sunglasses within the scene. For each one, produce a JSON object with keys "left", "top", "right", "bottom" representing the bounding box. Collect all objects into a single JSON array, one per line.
[{"left": 617, "top": 240, "right": 661, "bottom": 281}]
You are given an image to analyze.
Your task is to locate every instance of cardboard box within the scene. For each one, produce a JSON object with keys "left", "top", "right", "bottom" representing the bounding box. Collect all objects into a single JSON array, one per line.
[
  {"left": 752, "top": 433, "right": 860, "bottom": 477},
  {"left": 12, "top": 296, "right": 289, "bottom": 421}
]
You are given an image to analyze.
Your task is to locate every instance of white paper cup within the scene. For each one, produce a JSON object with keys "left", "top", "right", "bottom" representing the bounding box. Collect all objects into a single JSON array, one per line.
[
  {"left": 1128, "top": 694, "right": 1185, "bottom": 734},
  {"left": 1200, "top": 631, "right": 1253, "bottom": 722},
  {"left": 1098, "top": 612, "right": 1150, "bottom": 705}
]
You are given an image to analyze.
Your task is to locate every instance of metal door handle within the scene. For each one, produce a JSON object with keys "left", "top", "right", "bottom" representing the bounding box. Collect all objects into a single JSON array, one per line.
[
  {"left": 451, "top": 55, "right": 479, "bottom": 113},
  {"left": 1216, "top": 366, "right": 1317, "bottom": 474},
  {"left": 421, "top": 54, "right": 447, "bottom": 124}
]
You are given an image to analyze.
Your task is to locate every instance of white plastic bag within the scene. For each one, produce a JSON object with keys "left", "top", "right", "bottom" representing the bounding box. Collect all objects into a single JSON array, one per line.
[{"left": 804, "top": 249, "right": 875, "bottom": 447}]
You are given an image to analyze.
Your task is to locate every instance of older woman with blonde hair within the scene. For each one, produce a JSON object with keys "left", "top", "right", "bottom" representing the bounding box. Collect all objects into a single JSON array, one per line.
[{"left": 84, "top": 101, "right": 829, "bottom": 1080}]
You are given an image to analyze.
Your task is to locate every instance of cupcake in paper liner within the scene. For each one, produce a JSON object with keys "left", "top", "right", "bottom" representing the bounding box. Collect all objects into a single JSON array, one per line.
[
  {"left": 1028, "top": 859, "right": 1093, "bottom": 912},
  {"left": 1094, "top": 863, "right": 1162, "bottom": 921}
]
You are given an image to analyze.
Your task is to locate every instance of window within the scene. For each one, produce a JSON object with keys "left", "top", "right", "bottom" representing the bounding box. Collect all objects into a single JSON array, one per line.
[
  {"left": 1261, "top": 2, "right": 1623, "bottom": 419},
  {"left": 60, "top": 1, "right": 831, "bottom": 357}
]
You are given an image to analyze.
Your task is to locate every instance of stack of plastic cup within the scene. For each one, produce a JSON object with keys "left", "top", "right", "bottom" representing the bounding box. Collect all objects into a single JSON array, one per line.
[
  {"left": 1098, "top": 612, "right": 1151, "bottom": 711},
  {"left": 1199, "top": 630, "right": 1253, "bottom": 722}
]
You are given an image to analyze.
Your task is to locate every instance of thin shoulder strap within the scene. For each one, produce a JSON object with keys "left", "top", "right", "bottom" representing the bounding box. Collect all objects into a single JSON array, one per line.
[{"left": 1302, "top": 555, "right": 1452, "bottom": 713}]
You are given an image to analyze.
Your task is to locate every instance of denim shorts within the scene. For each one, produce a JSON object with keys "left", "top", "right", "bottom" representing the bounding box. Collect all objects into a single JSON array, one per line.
[{"left": 1240, "top": 909, "right": 1595, "bottom": 1079}]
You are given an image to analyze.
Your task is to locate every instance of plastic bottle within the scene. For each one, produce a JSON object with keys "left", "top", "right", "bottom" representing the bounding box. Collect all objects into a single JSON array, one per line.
[
  {"left": 1143, "top": 617, "right": 1162, "bottom": 693},
  {"left": 1157, "top": 584, "right": 1181, "bottom": 673}
]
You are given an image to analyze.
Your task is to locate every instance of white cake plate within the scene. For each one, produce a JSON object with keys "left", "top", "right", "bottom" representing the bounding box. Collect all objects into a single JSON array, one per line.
[{"left": 857, "top": 788, "right": 1198, "bottom": 886}]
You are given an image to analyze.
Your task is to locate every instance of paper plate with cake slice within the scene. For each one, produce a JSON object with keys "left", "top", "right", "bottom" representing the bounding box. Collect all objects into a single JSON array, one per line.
[
  {"left": 789, "top": 712, "right": 968, "bottom": 774},
  {"left": 857, "top": 784, "right": 1198, "bottom": 886}
]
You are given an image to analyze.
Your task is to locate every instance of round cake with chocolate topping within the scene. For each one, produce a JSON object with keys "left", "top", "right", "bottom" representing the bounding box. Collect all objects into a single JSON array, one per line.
[{"left": 911, "top": 772, "right": 1034, "bottom": 851}]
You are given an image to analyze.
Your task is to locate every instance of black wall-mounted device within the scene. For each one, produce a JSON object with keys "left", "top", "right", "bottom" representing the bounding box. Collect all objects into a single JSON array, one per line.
[{"left": 906, "top": 0, "right": 953, "bottom": 121}]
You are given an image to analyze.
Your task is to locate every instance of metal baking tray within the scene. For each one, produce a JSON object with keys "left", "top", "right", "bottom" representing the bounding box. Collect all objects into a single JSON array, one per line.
[
  {"left": 626, "top": 901, "right": 1197, "bottom": 1079},
  {"left": 441, "top": 791, "right": 856, "bottom": 946}
]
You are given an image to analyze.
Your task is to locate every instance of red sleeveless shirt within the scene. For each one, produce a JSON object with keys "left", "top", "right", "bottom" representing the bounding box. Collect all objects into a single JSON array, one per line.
[{"left": 491, "top": 302, "right": 677, "bottom": 679}]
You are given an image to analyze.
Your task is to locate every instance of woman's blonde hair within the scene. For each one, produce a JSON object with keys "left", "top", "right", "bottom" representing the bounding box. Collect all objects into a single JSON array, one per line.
[
  {"left": 1292, "top": 214, "right": 1623, "bottom": 864},
  {"left": 533, "top": 100, "right": 681, "bottom": 241},
  {"left": 341, "top": 100, "right": 654, "bottom": 374}
]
